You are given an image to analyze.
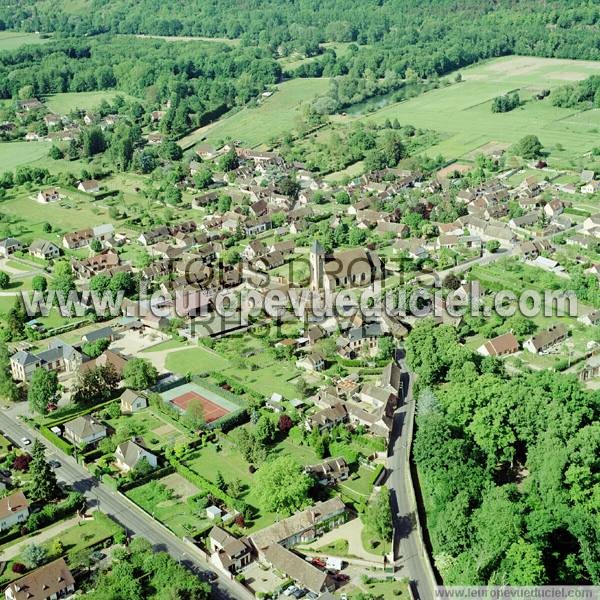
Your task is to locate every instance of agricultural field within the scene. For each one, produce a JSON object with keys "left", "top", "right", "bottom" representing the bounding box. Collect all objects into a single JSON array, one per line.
[
  {"left": 333, "top": 55, "right": 600, "bottom": 165},
  {"left": 44, "top": 91, "right": 136, "bottom": 114},
  {"left": 0, "top": 31, "right": 53, "bottom": 51},
  {"left": 181, "top": 78, "right": 330, "bottom": 149},
  {"left": 0, "top": 141, "right": 52, "bottom": 170}
]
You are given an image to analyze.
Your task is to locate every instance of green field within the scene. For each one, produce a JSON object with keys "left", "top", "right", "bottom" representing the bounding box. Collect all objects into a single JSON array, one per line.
[
  {"left": 333, "top": 55, "right": 600, "bottom": 163},
  {"left": 45, "top": 91, "right": 135, "bottom": 114},
  {"left": 0, "top": 141, "right": 52, "bottom": 170},
  {"left": 180, "top": 78, "right": 330, "bottom": 149},
  {"left": 0, "top": 32, "right": 53, "bottom": 51}
]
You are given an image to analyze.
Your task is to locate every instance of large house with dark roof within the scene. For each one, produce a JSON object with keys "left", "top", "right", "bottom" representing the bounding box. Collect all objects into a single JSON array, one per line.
[{"left": 10, "top": 340, "right": 83, "bottom": 382}]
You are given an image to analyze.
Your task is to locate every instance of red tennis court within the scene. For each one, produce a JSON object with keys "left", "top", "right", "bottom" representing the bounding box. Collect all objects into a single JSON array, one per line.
[{"left": 171, "top": 390, "right": 230, "bottom": 423}]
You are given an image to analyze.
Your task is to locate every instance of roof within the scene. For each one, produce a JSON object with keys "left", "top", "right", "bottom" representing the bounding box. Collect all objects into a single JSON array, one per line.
[
  {"left": 64, "top": 414, "right": 106, "bottom": 438},
  {"left": 6, "top": 558, "right": 74, "bottom": 600},
  {"left": 116, "top": 440, "right": 155, "bottom": 469},
  {"left": 380, "top": 361, "right": 401, "bottom": 391},
  {"left": 82, "top": 326, "right": 113, "bottom": 342},
  {"left": 263, "top": 545, "right": 328, "bottom": 593},
  {"left": 527, "top": 324, "right": 568, "bottom": 351},
  {"left": 0, "top": 490, "right": 29, "bottom": 520},
  {"left": 120, "top": 388, "right": 146, "bottom": 408},
  {"left": 29, "top": 239, "right": 59, "bottom": 254},
  {"left": 482, "top": 332, "right": 519, "bottom": 356},
  {"left": 209, "top": 526, "right": 249, "bottom": 557},
  {"left": 250, "top": 498, "right": 345, "bottom": 550},
  {"left": 79, "top": 179, "right": 99, "bottom": 191}
]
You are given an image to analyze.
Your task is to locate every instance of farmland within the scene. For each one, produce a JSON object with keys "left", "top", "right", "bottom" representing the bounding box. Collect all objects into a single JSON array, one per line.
[
  {"left": 0, "top": 141, "right": 52, "bottom": 170},
  {"left": 0, "top": 31, "right": 53, "bottom": 51},
  {"left": 331, "top": 55, "right": 600, "bottom": 165},
  {"left": 44, "top": 91, "right": 136, "bottom": 114},
  {"left": 180, "top": 78, "right": 330, "bottom": 149}
]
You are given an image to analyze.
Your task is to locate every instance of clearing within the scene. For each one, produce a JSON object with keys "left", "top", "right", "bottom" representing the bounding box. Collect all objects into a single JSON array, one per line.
[{"left": 0, "top": 31, "right": 53, "bottom": 51}]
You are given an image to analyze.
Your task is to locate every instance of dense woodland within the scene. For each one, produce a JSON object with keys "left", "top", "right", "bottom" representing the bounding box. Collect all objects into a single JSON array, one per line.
[{"left": 407, "top": 320, "right": 599, "bottom": 586}]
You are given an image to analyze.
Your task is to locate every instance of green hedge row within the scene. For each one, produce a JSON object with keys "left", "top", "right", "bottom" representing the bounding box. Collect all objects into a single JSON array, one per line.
[
  {"left": 371, "top": 463, "right": 386, "bottom": 484},
  {"left": 38, "top": 426, "right": 73, "bottom": 455}
]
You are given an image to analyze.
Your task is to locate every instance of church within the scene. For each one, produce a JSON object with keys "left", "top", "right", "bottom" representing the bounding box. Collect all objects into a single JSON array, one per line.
[{"left": 310, "top": 240, "right": 383, "bottom": 292}]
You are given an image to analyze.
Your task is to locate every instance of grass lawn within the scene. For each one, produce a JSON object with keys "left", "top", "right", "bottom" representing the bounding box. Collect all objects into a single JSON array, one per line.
[
  {"left": 126, "top": 475, "right": 210, "bottom": 537},
  {"left": 0, "top": 434, "right": 12, "bottom": 457},
  {"left": 338, "top": 465, "right": 376, "bottom": 500},
  {"left": 341, "top": 577, "right": 410, "bottom": 599},
  {"left": 165, "top": 342, "right": 303, "bottom": 399},
  {"left": 0, "top": 141, "right": 52, "bottom": 170},
  {"left": 0, "top": 31, "right": 53, "bottom": 51},
  {"left": 142, "top": 338, "right": 190, "bottom": 353},
  {"left": 328, "top": 55, "right": 600, "bottom": 164},
  {"left": 361, "top": 527, "right": 391, "bottom": 557},
  {"left": 181, "top": 78, "right": 330, "bottom": 149},
  {"left": 45, "top": 91, "right": 136, "bottom": 114}
]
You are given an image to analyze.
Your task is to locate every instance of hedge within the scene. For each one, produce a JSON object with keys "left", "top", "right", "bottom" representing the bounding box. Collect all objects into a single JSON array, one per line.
[
  {"left": 169, "top": 456, "right": 237, "bottom": 510},
  {"left": 119, "top": 465, "right": 175, "bottom": 492},
  {"left": 38, "top": 426, "right": 73, "bottom": 456},
  {"left": 206, "top": 408, "right": 248, "bottom": 433},
  {"left": 102, "top": 474, "right": 119, "bottom": 490},
  {"left": 371, "top": 463, "right": 386, "bottom": 484},
  {"left": 25, "top": 491, "right": 83, "bottom": 532}
]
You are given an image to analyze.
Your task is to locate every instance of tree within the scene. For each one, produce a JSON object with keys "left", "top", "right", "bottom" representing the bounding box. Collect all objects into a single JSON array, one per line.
[
  {"left": 123, "top": 358, "right": 158, "bottom": 390},
  {"left": 51, "top": 539, "right": 64, "bottom": 557},
  {"left": 31, "top": 275, "right": 47, "bottom": 292},
  {"left": 184, "top": 398, "right": 205, "bottom": 430},
  {"left": 48, "top": 145, "right": 64, "bottom": 160},
  {"left": 51, "top": 261, "right": 75, "bottom": 296},
  {"left": 377, "top": 336, "right": 395, "bottom": 361},
  {"left": 0, "top": 271, "right": 9, "bottom": 289},
  {"left": 215, "top": 471, "right": 226, "bottom": 491},
  {"left": 278, "top": 414, "right": 293, "bottom": 434},
  {"left": 28, "top": 440, "right": 60, "bottom": 502},
  {"left": 72, "top": 365, "right": 119, "bottom": 406},
  {"left": 486, "top": 240, "right": 500, "bottom": 253},
  {"left": 443, "top": 273, "right": 461, "bottom": 290},
  {"left": 28, "top": 368, "right": 58, "bottom": 415},
  {"left": 82, "top": 126, "right": 106, "bottom": 157},
  {"left": 90, "top": 238, "right": 102, "bottom": 253},
  {"left": 0, "top": 340, "right": 19, "bottom": 402},
  {"left": 363, "top": 488, "right": 393, "bottom": 541},
  {"left": 218, "top": 148, "right": 238, "bottom": 172},
  {"left": 514, "top": 135, "right": 543, "bottom": 159},
  {"left": 255, "top": 414, "right": 276, "bottom": 444},
  {"left": 82, "top": 338, "right": 110, "bottom": 359},
  {"left": 254, "top": 456, "right": 312, "bottom": 515},
  {"left": 22, "top": 543, "right": 48, "bottom": 569}
]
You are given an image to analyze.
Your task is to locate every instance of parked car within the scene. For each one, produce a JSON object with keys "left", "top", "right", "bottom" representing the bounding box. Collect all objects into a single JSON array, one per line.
[
  {"left": 48, "top": 460, "right": 61, "bottom": 469},
  {"left": 283, "top": 586, "right": 299, "bottom": 597},
  {"left": 334, "top": 574, "right": 350, "bottom": 582},
  {"left": 20, "top": 437, "right": 31, "bottom": 446}
]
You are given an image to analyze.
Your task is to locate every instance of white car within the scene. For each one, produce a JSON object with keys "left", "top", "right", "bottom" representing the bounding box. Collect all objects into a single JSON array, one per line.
[{"left": 20, "top": 437, "right": 31, "bottom": 446}]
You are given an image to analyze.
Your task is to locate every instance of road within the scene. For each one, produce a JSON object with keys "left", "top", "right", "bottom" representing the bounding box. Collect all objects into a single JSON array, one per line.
[
  {"left": 387, "top": 352, "right": 436, "bottom": 600},
  {"left": 0, "top": 405, "right": 252, "bottom": 600}
]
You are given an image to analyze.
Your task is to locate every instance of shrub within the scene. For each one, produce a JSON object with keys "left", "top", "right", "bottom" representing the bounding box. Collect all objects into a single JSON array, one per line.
[{"left": 12, "top": 563, "right": 26, "bottom": 574}]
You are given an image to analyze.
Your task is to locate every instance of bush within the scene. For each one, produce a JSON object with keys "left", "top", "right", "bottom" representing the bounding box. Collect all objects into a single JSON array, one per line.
[
  {"left": 12, "top": 562, "right": 26, "bottom": 574},
  {"left": 25, "top": 492, "right": 83, "bottom": 532},
  {"left": 38, "top": 427, "right": 73, "bottom": 455}
]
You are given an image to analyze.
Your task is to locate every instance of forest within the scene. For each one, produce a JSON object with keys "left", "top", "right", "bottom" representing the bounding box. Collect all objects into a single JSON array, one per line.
[{"left": 407, "top": 320, "right": 599, "bottom": 586}]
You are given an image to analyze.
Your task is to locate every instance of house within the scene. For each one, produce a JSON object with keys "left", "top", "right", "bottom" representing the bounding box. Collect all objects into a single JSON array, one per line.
[
  {"left": 17, "top": 98, "right": 44, "bottom": 112},
  {"left": 524, "top": 324, "right": 568, "bottom": 354},
  {"left": 296, "top": 352, "right": 326, "bottom": 372},
  {"left": 582, "top": 214, "right": 600, "bottom": 237},
  {"left": 242, "top": 239, "right": 267, "bottom": 261},
  {"left": 0, "top": 237, "right": 22, "bottom": 258},
  {"left": 337, "top": 323, "right": 382, "bottom": 359},
  {"left": 509, "top": 212, "right": 539, "bottom": 230},
  {"left": 77, "top": 179, "right": 100, "bottom": 194},
  {"left": 249, "top": 498, "right": 345, "bottom": 593},
  {"left": 115, "top": 440, "right": 157, "bottom": 473},
  {"left": 254, "top": 251, "right": 284, "bottom": 271},
  {"left": 72, "top": 252, "right": 120, "bottom": 279},
  {"left": 578, "top": 310, "right": 600, "bottom": 327},
  {"left": 29, "top": 239, "right": 61, "bottom": 261},
  {"left": 62, "top": 224, "right": 114, "bottom": 249},
  {"left": 206, "top": 506, "right": 222, "bottom": 521},
  {"left": 120, "top": 389, "right": 148, "bottom": 414},
  {"left": 580, "top": 169, "right": 595, "bottom": 183},
  {"left": 306, "top": 403, "right": 348, "bottom": 432},
  {"left": 581, "top": 180, "right": 600, "bottom": 194},
  {"left": 79, "top": 349, "right": 129, "bottom": 380},
  {"left": 304, "top": 457, "right": 349, "bottom": 485},
  {"left": 195, "top": 143, "right": 218, "bottom": 160},
  {"left": 10, "top": 340, "right": 83, "bottom": 382},
  {"left": 63, "top": 415, "right": 107, "bottom": 447},
  {"left": 4, "top": 558, "right": 75, "bottom": 600},
  {"left": 37, "top": 188, "right": 60, "bottom": 203},
  {"left": 151, "top": 110, "right": 166, "bottom": 122},
  {"left": 137, "top": 226, "right": 170, "bottom": 246},
  {"left": 579, "top": 354, "right": 600, "bottom": 382},
  {"left": 477, "top": 332, "right": 519, "bottom": 357},
  {"left": 566, "top": 234, "right": 597, "bottom": 250},
  {"left": 544, "top": 199, "right": 564, "bottom": 218},
  {"left": 147, "top": 132, "right": 164, "bottom": 145},
  {"left": 208, "top": 526, "right": 252, "bottom": 574},
  {"left": 0, "top": 491, "right": 29, "bottom": 532}
]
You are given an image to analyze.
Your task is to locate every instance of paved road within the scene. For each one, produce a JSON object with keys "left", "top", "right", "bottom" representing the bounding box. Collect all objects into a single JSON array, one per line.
[
  {"left": 387, "top": 353, "right": 436, "bottom": 600},
  {"left": 0, "top": 406, "right": 252, "bottom": 600}
]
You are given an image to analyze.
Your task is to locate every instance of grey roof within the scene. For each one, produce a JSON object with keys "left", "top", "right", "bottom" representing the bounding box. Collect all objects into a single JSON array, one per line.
[
  {"left": 11, "top": 350, "right": 40, "bottom": 366},
  {"left": 29, "top": 239, "right": 59, "bottom": 254},
  {"left": 116, "top": 440, "right": 155, "bottom": 469},
  {"left": 82, "top": 326, "right": 113, "bottom": 343},
  {"left": 347, "top": 323, "right": 382, "bottom": 342},
  {"left": 64, "top": 415, "right": 106, "bottom": 438},
  {"left": 0, "top": 237, "right": 21, "bottom": 249}
]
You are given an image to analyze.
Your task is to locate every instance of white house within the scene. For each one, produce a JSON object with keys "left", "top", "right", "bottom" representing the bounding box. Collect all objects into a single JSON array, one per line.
[
  {"left": 115, "top": 440, "right": 157, "bottom": 473},
  {"left": 63, "top": 415, "right": 107, "bottom": 447},
  {"left": 120, "top": 389, "right": 148, "bottom": 414},
  {"left": 0, "top": 491, "right": 29, "bottom": 532}
]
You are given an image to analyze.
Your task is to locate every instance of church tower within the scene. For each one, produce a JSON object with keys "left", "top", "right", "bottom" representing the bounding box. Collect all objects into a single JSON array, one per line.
[{"left": 310, "top": 240, "right": 325, "bottom": 291}]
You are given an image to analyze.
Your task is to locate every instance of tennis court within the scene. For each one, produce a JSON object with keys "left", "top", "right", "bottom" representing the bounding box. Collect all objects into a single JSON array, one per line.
[{"left": 160, "top": 381, "right": 239, "bottom": 424}]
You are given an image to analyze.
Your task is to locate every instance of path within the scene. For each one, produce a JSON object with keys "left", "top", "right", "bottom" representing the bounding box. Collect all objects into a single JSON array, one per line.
[
  {"left": 0, "top": 514, "right": 82, "bottom": 561},
  {"left": 300, "top": 519, "right": 384, "bottom": 564}
]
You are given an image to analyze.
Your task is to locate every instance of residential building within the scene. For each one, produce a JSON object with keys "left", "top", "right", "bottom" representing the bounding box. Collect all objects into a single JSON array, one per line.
[
  {"left": 115, "top": 440, "right": 157, "bottom": 473},
  {"left": 36, "top": 188, "right": 60, "bottom": 203},
  {"left": 304, "top": 457, "right": 349, "bottom": 485},
  {"left": 63, "top": 415, "right": 107, "bottom": 447},
  {"left": 29, "top": 239, "right": 60, "bottom": 261},
  {"left": 0, "top": 238, "right": 22, "bottom": 258},
  {"left": 4, "top": 558, "right": 75, "bottom": 600},
  {"left": 477, "top": 332, "right": 519, "bottom": 357},
  {"left": 120, "top": 389, "right": 148, "bottom": 414},
  {"left": 296, "top": 352, "right": 326, "bottom": 372},
  {"left": 77, "top": 179, "right": 100, "bottom": 194},
  {"left": 306, "top": 403, "right": 348, "bottom": 432},
  {"left": 208, "top": 526, "right": 252, "bottom": 573},
  {"left": 10, "top": 340, "right": 83, "bottom": 382},
  {"left": 0, "top": 491, "right": 29, "bottom": 532},
  {"left": 524, "top": 324, "right": 568, "bottom": 354}
]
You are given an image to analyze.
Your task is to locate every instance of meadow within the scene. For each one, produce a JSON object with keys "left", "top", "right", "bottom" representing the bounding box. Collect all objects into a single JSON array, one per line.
[
  {"left": 45, "top": 91, "right": 136, "bottom": 114},
  {"left": 331, "top": 55, "right": 600, "bottom": 164},
  {"left": 180, "top": 78, "right": 330, "bottom": 149},
  {"left": 0, "top": 31, "right": 53, "bottom": 51},
  {"left": 0, "top": 141, "right": 52, "bottom": 170}
]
